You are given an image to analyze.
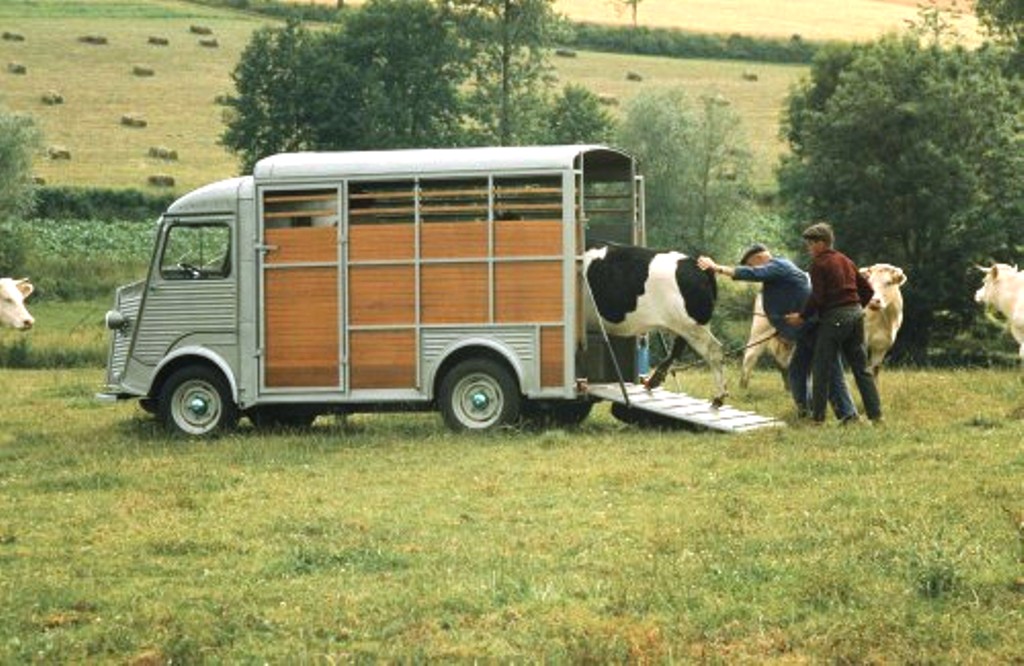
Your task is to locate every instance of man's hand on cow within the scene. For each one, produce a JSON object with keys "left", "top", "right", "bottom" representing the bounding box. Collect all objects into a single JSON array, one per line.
[
  {"left": 784, "top": 312, "right": 803, "bottom": 327},
  {"left": 697, "top": 256, "right": 717, "bottom": 272}
]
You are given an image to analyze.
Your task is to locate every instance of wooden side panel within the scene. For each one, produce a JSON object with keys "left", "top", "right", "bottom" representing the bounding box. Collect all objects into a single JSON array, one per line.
[
  {"left": 422, "top": 221, "right": 487, "bottom": 259},
  {"left": 264, "top": 268, "right": 338, "bottom": 387},
  {"left": 495, "top": 262, "right": 564, "bottom": 323},
  {"left": 540, "top": 326, "right": 565, "bottom": 387},
  {"left": 422, "top": 264, "right": 488, "bottom": 324},
  {"left": 265, "top": 227, "right": 336, "bottom": 264},
  {"left": 349, "top": 265, "right": 415, "bottom": 325},
  {"left": 495, "top": 220, "right": 562, "bottom": 257},
  {"left": 350, "top": 223, "right": 414, "bottom": 262},
  {"left": 350, "top": 330, "right": 416, "bottom": 389}
]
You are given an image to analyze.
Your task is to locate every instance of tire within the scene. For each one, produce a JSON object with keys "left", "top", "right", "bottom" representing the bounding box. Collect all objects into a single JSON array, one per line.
[
  {"left": 521, "top": 399, "right": 594, "bottom": 428},
  {"left": 247, "top": 405, "right": 317, "bottom": 430},
  {"left": 158, "top": 365, "right": 238, "bottom": 437},
  {"left": 439, "top": 358, "right": 521, "bottom": 432}
]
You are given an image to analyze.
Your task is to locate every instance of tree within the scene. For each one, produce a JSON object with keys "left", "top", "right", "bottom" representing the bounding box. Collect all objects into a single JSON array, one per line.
[
  {"left": 331, "top": 0, "right": 468, "bottom": 148},
  {"left": 617, "top": 0, "right": 644, "bottom": 28},
  {"left": 544, "top": 83, "right": 615, "bottom": 144},
  {"left": 616, "top": 87, "right": 755, "bottom": 259},
  {"left": 221, "top": 20, "right": 330, "bottom": 173},
  {"left": 778, "top": 35, "right": 1024, "bottom": 361},
  {"left": 451, "top": 0, "right": 563, "bottom": 145},
  {"left": 0, "top": 105, "right": 40, "bottom": 220},
  {"left": 223, "top": 1, "right": 469, "bottom": 171},
  {"left": 975, "top": 0, "right": 1024, "bottom": 50}
]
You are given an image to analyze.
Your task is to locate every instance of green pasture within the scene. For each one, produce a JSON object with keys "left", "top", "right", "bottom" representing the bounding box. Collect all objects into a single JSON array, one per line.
[
  {"left": 1, "top": 365, "right": 1023, "bottom": 661},
  {"left": 0, "top": 0, "right": 805, "bottom": 192}
]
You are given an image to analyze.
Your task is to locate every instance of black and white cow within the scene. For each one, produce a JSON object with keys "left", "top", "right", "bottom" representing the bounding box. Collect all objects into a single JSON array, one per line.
[{"left": 583, "top": 243, "right": 727, "bottom": 407}]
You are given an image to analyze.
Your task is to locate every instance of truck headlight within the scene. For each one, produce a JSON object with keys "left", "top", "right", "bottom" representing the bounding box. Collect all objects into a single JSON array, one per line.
[{"left": 105, "top": 310, "right": 129, "bottom": 331}]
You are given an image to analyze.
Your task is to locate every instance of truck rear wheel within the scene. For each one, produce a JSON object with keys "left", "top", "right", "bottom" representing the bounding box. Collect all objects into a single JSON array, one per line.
[
  {"left": 439, "top": 358, "right": 520, "bottom": 432},
  {"left": 158, "top": 365, "right": 238, "bottom": 437}
]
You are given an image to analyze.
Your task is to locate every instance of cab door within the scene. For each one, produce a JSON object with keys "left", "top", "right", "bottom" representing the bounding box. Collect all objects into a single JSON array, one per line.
[
  {"left": 257, "top": 186, "right": 344, "bottom": 391},
  {"left": 131, "top": 218, "right": 236, "bottom": 368}
]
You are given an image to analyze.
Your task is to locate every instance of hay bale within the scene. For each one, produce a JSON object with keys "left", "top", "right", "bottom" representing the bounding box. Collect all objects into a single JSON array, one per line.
[
  {"left": 597, "top": 93, "right": 618, "bottom": 106},
  {"left": 148, "top": 174, "right": 176, "bottom": 188},
  {"left": 148, "top": 36, "right": 169, "bottom": 46},
  {"left": 47, "top": 145, "right": 71, "bottom": 160},
  {"left": 78, "top": 35, "right": 108, "bottom": 45},
  {"left": 189, "top": 25, "right": 213, "bottom": 36},
  {"left": 741, "top": 71, "right": 759, "bottom": 82},
  {"left": 147, "top": 146, "right": 179, "bottom": 161},
  {"left": 120, "top": 113, "right": 148, "bottom": 128},
  {"left": 2, "top": 31, "right": 25, "bottom": 42},
  {"left": 625, "top": 71, "right": 643, "bottom": 82},
  {"left": 198, "top": 37, "right": 219, "bottom": 48},
  {"left": 41, "top": 91, "right": 64, "bottom": 105},
  {"left": 554, "top": 48, "right": 576, "bottom": 58},
  {"left": 132, "top": 65, "right": 155, "bottom": 77},
  {"left": 7, "top": 62, "right": 26, "bottom": 75}
]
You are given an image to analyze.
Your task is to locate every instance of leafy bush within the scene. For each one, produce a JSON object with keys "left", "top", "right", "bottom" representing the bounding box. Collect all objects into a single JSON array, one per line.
[{"left": 0, "top": 221, "right": 29, "bottom": 275}]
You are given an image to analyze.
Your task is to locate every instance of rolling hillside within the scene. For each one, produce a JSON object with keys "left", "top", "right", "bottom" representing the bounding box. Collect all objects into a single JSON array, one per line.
[
  {"left": 0, "top": 0, "right": 978, "bottom": 194},
  {"left": 321, "top": 0, "right": 981, "bottom": 42}
]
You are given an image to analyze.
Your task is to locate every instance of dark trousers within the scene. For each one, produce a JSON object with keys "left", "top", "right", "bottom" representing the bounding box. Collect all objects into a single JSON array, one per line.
[
  {"left": 789, "top": 323, "right": 857, "bottom": 420},
  {"left": 811, "top": 305, "right": 882, "bottom": 421}
]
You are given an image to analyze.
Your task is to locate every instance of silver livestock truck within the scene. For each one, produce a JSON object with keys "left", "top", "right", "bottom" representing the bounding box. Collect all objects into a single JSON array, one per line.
[{"left": 99, "top": 145, "right": 646, "bottom": 436}]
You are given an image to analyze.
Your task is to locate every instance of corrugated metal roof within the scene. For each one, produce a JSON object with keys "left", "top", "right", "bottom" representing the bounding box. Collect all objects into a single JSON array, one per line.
[{"left": 252, "top": 144, "right": 630, "bottom": 181}]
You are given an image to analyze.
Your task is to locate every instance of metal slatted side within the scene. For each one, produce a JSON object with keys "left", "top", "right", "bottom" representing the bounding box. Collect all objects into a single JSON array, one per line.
[{"left": 588, "top": 383, "right": 784, "bottom": 433}]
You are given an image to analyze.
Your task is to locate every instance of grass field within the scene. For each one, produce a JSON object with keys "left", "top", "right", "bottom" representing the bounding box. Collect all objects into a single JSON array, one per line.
[
  {"left": 1, "top": 365, "right": 1023, "bottom": 661},
  {"left": 3, "top": 0, "right": 964, "bottom": 194},
  {"left": 0, "top": 1, "right": 269, "bottom": 193},
  {"left": 314, "top": 0, "right": 982, "bottom": 42}
]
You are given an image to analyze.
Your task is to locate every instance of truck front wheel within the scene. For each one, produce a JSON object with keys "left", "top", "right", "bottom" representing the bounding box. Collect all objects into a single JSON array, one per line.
[
  {"left": 439, "top": 358, "right": 520, "bottom": 432},
  {"left": 158, "top": 365, "right": 238, "bottom": 437}
]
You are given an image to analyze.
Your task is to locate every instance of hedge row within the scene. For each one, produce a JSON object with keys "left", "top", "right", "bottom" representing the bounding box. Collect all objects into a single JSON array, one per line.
[
  {"left": 32, "top": 187, "right": 175, "bottom": 221},
  {"left": 565, "top": 23, "right": 822, "bottom": 65}
]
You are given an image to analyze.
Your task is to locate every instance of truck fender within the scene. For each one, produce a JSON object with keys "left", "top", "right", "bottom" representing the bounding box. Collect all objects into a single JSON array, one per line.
[
  {"left": 426, "top": 337, "right": 527, "bottom": 400},
  {"left": 152, "top": 346, "right": 240, "bottom": 403}
]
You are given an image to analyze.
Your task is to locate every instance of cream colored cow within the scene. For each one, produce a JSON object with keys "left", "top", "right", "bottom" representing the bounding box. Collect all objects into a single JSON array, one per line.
[
  {"left": 739, "top": 291, "right": 794, "bottom": 389},
  {"left": 0, "top": 278, "right": 34, "bottom": 330},
  {"left": 975, "top": 263, "right": 1024, "bottom": 363},
  {"left": 859, "top": 263, "right": 907, "bottom": 377}
]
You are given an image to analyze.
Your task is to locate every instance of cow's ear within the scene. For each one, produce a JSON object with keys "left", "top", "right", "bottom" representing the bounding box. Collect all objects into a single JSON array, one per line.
[
  {"left": 859, "top": 266, "right": 871, "bottom": 277},
  {"left": 894, "top": 268, "right": 907, "bottom": 285},
  {"left": 16, "top": 279, "right": 33, "bottom": 298}
]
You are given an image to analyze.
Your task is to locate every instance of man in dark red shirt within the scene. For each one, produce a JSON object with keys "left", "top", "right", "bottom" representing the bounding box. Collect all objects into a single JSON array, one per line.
[{"left": 784, "top": 222, "right": 882, "bottom": 424}]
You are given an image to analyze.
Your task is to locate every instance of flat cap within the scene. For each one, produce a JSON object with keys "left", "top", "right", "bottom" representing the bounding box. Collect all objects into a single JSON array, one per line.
[
  {"left": 739, "top": 243, "right": 768, "bottom": 266},
  {"left": 801, "top": 222, "right": 834, "bottom": 244}
]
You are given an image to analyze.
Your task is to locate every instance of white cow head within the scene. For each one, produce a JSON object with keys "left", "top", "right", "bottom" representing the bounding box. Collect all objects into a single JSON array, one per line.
[
  {"left": 0, "top": 278, "right": 35, "bottom": 330},
  {"left": 974, "top": 263, "right": 1019, "bottom": 306},
  {"left": 859, "top": 263, "right": 907, "bottom": 310}
]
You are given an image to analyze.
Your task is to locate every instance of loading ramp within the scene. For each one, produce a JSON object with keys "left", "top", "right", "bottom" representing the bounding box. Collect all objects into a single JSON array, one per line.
[{"left": 588, "top": 382, "right": 785, "bottom": 433}]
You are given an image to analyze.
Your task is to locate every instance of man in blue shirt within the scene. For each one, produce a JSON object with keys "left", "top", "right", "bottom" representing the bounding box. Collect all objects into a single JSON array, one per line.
[{"left": 698, "top": 244, "right": 857, "bottom": 423}]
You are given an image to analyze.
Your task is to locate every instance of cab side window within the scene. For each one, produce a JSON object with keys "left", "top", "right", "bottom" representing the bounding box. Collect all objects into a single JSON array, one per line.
[{"left": 160, "top": 224, "right": 232, "bottom": 280}]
